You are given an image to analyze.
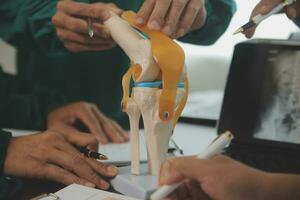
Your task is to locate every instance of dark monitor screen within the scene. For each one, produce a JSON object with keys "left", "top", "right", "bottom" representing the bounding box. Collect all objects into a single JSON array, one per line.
[{"left": 218, "top": 40, "right": 300, "bottom": 147}]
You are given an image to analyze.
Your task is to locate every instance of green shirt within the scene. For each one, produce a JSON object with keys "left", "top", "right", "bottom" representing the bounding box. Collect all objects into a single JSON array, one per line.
[
  {"left": 0, "top": 67, "right": 66, "bottom": 130},
  {"left": 0, "top": 0, "right": 236, "bottom": 128},
  {"left": 0, "top": 130, "right": 11, "bottom": 175}
]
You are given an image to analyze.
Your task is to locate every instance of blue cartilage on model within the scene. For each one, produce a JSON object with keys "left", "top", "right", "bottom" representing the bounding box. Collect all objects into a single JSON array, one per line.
[
  {"left": 177, "top": 82, "right": 184, "bottom": 88},
  {"left": 135, "top": 81, "right": 162, "bottom": 88},
  {"left": 132, "top": 27, "right": 150, "bottom": 39},
  {"left": 135, "top": 81, "right": 184, "bottom": 88}
]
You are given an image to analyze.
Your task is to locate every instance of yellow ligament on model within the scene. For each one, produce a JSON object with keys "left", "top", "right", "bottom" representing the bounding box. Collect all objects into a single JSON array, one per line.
[{"left": 121, "top": 11, "right": 189, "bottom": 126}]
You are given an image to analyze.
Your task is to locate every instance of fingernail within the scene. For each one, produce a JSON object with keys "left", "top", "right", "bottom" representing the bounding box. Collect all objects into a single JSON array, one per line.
[
  {"left": 99, "top": 136, "right": 108, "bottom": 144},
  {"left": 176, "top": 28, "right": 185, "bottom": 38},
  {"left": 162, "top": 26, "right": 172, "bottom": 36},
  {"left": 148, "top": 20, "right": 160, "bottom": 30},
  {"left": 136, "top": 17, "right": 144, "bottom": 25},
  {"left": 101, "top": 180, "right": 110, "bottom": 190},
  {"left": 260, "top": 6, "right": 269, "bottom": 14},
  {"left": 118, "top": 134, "right": 125, "bottom": 142},
  {"left": 85, "top": 182, "right": 95, "bottom": 188},
  {"left": 107, "top": 165, "right": 119, "bottom": 175},
  {"left": 103, "top": 11, "right": 110, "bottom": 20}
]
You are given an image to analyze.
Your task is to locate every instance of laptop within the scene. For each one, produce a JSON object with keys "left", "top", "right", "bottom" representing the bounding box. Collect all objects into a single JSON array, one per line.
[{"left": 218, "top": 39, "right": 300, "bottom": 173}]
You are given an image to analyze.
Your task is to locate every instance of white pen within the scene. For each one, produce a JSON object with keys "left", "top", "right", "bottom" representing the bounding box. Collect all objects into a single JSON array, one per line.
[
  {"left": 233, "top": 0, "right": 297, "bottom": 35},
  {"left": 150, "top": 131, "right": 234, "bottom": 200}
]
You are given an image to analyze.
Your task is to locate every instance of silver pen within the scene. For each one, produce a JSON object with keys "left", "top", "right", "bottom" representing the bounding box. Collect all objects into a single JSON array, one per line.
[{"left": 234, "top": 0, "right": 297, "bottom": 35}]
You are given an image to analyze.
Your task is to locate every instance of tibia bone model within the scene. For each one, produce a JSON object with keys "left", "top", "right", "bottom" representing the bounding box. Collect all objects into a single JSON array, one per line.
[{"left": 104, "top": 11, "right": 189, "bottom": 175}]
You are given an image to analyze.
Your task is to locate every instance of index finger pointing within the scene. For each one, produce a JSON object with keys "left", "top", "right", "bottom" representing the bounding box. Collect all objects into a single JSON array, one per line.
[
  {"left": 147, "top": 0, "right": 172, "bottom": 30},
  {"left": 136, "top": 0, "right": 156, "bottom": 25}
]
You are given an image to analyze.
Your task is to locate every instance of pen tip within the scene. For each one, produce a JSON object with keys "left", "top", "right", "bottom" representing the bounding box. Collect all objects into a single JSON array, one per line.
[{"left": 233, "top": 27, "right": 243, "bottom": 35}]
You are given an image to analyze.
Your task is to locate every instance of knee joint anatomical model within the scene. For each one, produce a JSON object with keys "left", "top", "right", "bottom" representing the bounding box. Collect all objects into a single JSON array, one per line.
[{"left": 104, "top": 11, "right": 189, "bottom": 175}]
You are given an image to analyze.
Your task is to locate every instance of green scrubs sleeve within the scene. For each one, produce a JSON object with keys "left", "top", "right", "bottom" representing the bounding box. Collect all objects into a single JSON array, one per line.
[
  {"left": 0, "top": 130, "right": 11, "bottom": 175},
  {"left": 178, "top": 0, "right": 236, "bottom": 45},
  {"left": 0, "top": 0, "right": 89, "bottom": 57},
  {"left": 0, "top": 68, "right": 66, "bottom": 130}
]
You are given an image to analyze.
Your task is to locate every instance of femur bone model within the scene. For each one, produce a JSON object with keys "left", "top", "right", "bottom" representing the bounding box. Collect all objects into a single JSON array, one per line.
[{"left": 104, "top": 11, "right": 189, "bottom": 175}]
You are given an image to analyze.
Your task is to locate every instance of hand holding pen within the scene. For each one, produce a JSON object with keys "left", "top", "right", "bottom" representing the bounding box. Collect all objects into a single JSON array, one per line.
[
  {"left": 151, "top": 131, "right": 234, "bottom": 200},
  {"left": 234, "top": 0, "right": 299, "bottom": 38}
]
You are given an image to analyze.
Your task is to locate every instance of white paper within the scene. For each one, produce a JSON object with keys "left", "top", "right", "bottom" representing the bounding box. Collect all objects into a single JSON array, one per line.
[{"left": 39, "top": 184, "right": 141, "bottom": 200}]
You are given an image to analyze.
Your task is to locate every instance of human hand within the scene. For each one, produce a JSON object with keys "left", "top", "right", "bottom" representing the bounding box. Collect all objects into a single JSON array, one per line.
[
  {"left": 136, "top": 0, "right": 207, "bottom": 38},
  {"left": 159, "top": 155, "right": 271, "bottom": 200},
  {"left": 3, "top": 130, "right": 118, "bottom": 189},
  {"left": 245, "top": 0, "right": 300, "bottom": 38},
  {"left": 52, "top": 1, "right": 123, "bottom": 52},
  {"left": 47, "top": 102, "right": 129, "bottom": 144}
]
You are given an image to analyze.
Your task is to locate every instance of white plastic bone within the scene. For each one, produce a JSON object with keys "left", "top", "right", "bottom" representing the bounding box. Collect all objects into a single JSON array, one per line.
[
  {"left": 104, "top": 14, "right": 187, "bottom": 176},
  {"left": 104, "top": 14, "right": 160, "bottom": 82},
  {"left": 126, "top": 98, "right": 141, "bottom": 175},
  {"left": 128, "top": 88, "right": 184, "bottom": 175}
]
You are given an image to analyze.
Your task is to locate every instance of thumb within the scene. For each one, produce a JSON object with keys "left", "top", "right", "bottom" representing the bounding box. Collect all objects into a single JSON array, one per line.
[
  {"left": 159, "top": 157, "right": 211, "bottom": 185},
  {"left": 245, "top": 0, "right": 283, "bottom": 38}
]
